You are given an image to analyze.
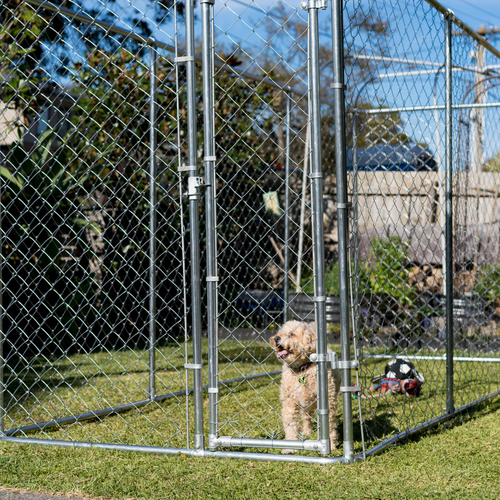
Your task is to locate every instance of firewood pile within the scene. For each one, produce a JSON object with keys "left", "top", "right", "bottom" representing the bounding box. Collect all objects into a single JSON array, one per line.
[{"left": 408, "top": 265, "right": 443, "bottom": 294}]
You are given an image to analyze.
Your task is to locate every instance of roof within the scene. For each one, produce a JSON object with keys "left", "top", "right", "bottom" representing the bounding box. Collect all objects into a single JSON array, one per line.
[{"left": 346, "top": 144, "right": 437, "bottom": 171}]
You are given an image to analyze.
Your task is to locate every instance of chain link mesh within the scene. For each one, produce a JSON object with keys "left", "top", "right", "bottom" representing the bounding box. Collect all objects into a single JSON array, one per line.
[{"left": 1, "top": 0, "right": 500, "bottom": 461}]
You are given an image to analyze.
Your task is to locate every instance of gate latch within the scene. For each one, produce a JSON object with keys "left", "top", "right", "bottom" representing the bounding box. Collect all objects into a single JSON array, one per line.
[{"left": 187, "top": 176, "right": 206, "bottom": 200}]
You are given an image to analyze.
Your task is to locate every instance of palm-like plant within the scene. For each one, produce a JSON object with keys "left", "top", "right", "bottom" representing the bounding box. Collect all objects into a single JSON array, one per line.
[{"left": 1, "top": 129, "right": 100, "bottom": 355}]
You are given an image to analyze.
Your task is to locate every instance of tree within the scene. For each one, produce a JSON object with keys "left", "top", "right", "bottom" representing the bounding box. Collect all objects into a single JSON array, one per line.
[{"left": 483, "top": 151, "right": 500, "bottom": 172}]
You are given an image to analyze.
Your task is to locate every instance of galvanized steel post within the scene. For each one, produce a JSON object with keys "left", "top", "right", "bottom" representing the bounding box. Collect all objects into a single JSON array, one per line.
[
  {"left": 283, "top": 92, "right": 291, "bottom": 323},
  {"left": 304, "top": 0, "right": 330, "bottom": 455},
  {"left": 444, "top": 12, "right": 454, "bottom": 415},
  {"left": 185, "top": 0, "right": 204, "bottom": 450},
  {"left": 201, "top": 0, "right": 219, "bottom": 451},
  {"left": 148, "top": 42, "right": 158, "bottom": 401},
  {"left": 331, "top": 0, "right": 355, "bottom": 462}
]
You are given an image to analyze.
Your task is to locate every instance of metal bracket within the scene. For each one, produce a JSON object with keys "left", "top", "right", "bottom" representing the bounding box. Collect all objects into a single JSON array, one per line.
[
  {"left": 187, "top": 176, "right": 205, "bottom": 199},
  {"left": 335, "top": 202, "right": 352, "bottom": 209},
  {"left": 309, "top": 172, "right": 323, "bottom": 179},
  {"left": 184, "top": 363, "right": 203, "bottom": 370},
  {"left": 206, "top": 276, "right": 219, "bottom": 282},
  {"left": 313, "top": 295, "right": 325, "bottom": 302},
  {"left": 174, "top": 55, "right": 195, "bottom": 63},
  {"left": 207, "top": 387, "right": 219, "bottom": 394},
  {"left": 178, "top": 165, "right": 197, "bottom": 173},
  {"left": 204, "top": 156, "right": 217, "bottom": 162},
  {"left": 340, "top": 386, "right": 362, "bottom": 393},
  {"left": 310, "top": 352, "right": 359, "bottom": 371},
  {"left": 300, "top": 0, "right": 328, "bottom": 10},
  {"left": 200, "top": 0, "right": 215, "bottom": 4},
  {"left": 330, "top": 83, "right": 347, "bottom": 90}
]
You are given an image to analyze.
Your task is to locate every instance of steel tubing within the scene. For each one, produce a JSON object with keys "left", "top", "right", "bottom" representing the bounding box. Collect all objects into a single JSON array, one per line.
[
  {"left": 283, "top": 92, "right": 291, "bottom": 323},
  {"left": 331, "top": 0, "right": 354, "bottom": 463},
  {"left": 148, "top": 43, "right": 158, "bottom": 401},
  {"left": 307, "top": 1, "right": 330, "bottom": 456},
  {"left": 200, "top": 0, "right": 219, "bottom": 451},
  {"left": 444, "top": 13, "right": 454, "bottom": 416},
  {"left": 184, "top": 0, "right": 204, "bottom": 450}
]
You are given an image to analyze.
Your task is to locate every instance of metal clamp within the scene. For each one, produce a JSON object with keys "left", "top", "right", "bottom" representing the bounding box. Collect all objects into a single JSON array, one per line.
[
  {"left": 340, "top": 386, "right": 362, "bottom": 393},
  {"left": 207, "top": 388, "right": 219, "bottom": 394},
  {"left": 206, "top": 276, "right": 219, "bottom": 282},
  {"left": 310, "top": 352, "right": 338, "bottom": 370},
  {"left": 174, "top": 55, "right": 195, "bottom": 63},
  {"left": 200, "top": 0, "right": 215, "bottom": 4},
  {"left": 309, "top": 172, "right": 323, "bottom": 179},
  {"left": 300, "top": 0, "right": 328, "bottom": 10},
  {"left": 330, "top": 83, "right": 347, "bottom": 90},
  {"left": 313, "top": 295, "right": 326, "bottom": 302},
  {"left": 204, "top": 156, "right": 217, "bottom": 162},
  {"left": 338, "top": 360, "right": 359, "bottom": 370},
  {"left": 316, "top": 408, "right": 329, "bottom": 415},
  {"left": 310, "top": 352, "right": 359, "bottom": 371},
  {"left": 335, "top": 202, "right": 352, "bottom": 209},
  {"left": 178, "top": 165, "right": 197, "bottom": 172},
  {"left": 184, "top": 363, "right": 203, "bottom": 370}
]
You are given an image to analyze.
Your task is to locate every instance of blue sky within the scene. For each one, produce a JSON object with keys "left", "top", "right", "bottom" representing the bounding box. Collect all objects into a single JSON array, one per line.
[{"left": 439, "top": 0, "right": 500, "bottom": 33}]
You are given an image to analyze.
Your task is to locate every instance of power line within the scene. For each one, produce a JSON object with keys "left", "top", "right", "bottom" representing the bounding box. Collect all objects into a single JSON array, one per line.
[{"left": 453, "top": 0, "right": 500, "bottom": 25}]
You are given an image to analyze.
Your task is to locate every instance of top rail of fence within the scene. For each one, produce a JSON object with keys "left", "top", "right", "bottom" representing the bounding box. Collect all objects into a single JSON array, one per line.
[
  {"left": 25, "top": 0, "right": 335, "bottom": 107},
  {"left": 424, "top": 0, "right": 500, "bottom": 60}
]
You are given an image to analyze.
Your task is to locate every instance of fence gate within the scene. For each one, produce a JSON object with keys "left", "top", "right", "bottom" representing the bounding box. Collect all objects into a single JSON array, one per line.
[{"left": 198, "top": 0, "right": 349, "bottom": 460}]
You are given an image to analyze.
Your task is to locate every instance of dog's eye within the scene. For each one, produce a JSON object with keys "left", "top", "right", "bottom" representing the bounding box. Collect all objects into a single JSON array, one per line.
[{"left": 289, "top": 333, "right": 295, "bottom": 337}]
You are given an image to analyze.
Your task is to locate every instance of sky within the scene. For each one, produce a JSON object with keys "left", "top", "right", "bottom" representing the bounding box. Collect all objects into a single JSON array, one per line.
[{"left": 439, "top": 0, "right": 500, "bottom": 34}]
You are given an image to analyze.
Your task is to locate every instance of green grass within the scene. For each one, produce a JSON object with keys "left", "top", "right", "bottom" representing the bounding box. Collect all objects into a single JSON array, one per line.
[{"left": 1, "top": 399, "right": 500, "bottom": 499}]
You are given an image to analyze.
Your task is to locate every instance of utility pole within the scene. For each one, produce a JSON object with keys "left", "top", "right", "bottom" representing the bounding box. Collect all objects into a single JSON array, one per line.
[{"left": 471, "top": 29, "right": 486, "bottom": 172}]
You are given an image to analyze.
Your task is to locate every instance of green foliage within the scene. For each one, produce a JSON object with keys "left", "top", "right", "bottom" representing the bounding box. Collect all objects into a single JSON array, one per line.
[
  {"left": 303, "top": 237, "right": 413, "bottom": 306},
  {"left": 1, "top": 129, "right": 99, "bottom": 349},
  {"left": 483, "top": 151, "right": 500, "bottom": 172},
  {"left": 474, "top": 264, "right": 500, "bottom": 301},
  {"left": 364, "top": 236, "right": 414, "bottom": 306}
]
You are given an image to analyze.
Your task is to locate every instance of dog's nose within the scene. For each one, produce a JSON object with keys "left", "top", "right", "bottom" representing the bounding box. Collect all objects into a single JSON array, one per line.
[{"left": 274, "top": 336, "right": 281, "bottom": 346}]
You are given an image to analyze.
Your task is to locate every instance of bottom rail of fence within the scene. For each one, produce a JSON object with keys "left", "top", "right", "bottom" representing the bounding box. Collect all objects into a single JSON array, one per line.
[
  {"left": 0, "top": 436, "right": 351, "bottom": 464},
  {"left": 4, "top": 371, "right": 281, "bottom": 437}
]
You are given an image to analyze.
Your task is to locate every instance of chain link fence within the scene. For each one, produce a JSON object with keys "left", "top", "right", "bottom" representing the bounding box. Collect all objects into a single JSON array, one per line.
[{"left": 1, "top": 0, "right": 500, "bottom": 464}]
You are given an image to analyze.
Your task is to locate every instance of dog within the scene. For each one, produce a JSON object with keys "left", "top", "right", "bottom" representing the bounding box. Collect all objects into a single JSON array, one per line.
[{"left": 270, "top": 320, "right": 340, "bottom": 453}]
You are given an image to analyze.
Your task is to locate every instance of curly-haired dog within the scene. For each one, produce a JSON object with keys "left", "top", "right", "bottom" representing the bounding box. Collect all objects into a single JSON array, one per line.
[{"left": 270, "top": 320, "right": 340, "bottom": 453}]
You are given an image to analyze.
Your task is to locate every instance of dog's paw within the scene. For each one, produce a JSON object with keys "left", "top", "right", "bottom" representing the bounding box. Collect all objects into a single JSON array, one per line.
[{"left": 281, "top": 448, "right": 297, "bottom": 455}]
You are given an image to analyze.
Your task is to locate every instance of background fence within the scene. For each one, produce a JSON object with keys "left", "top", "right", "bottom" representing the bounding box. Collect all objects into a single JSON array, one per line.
[{"left": 1, "top": 0, "right": 500, "bottom": 464}]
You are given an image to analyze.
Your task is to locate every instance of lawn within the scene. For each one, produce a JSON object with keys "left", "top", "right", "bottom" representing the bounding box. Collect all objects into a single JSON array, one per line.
[
  {"left": 0, "top": 398, "right": 499, "bottom": 499},
  {"left": 3, "top": 338, "right": 500, "bottom": 459}
]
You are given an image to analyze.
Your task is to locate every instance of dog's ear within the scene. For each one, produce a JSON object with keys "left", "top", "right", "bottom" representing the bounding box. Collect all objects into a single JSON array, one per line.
[
  {"left": 303, "top": 323, "right": 317, "bottom": 354},
  {"left": 269, "top": 335, "right": 276, "bottom": 347}
]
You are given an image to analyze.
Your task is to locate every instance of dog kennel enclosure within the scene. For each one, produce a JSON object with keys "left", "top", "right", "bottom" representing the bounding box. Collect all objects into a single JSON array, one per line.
[{"left": 2, "top": 0, "right": 500, "bottom": 464}]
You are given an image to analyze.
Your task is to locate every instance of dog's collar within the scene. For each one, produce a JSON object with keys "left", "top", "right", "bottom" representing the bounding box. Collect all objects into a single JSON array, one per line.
[{"left": 294, "top": 362, "right": 312, "bottom": 373}]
